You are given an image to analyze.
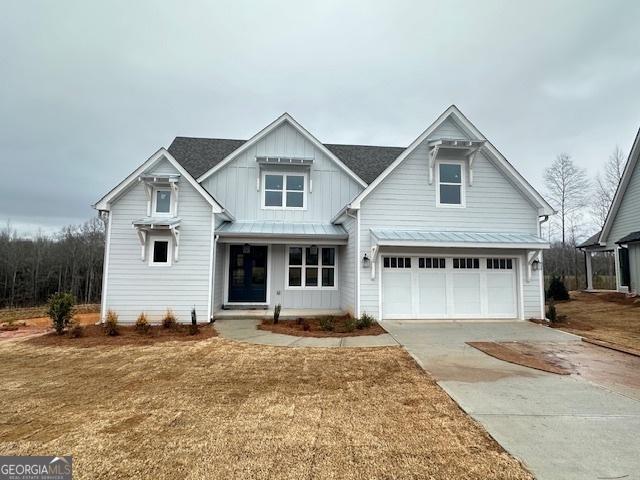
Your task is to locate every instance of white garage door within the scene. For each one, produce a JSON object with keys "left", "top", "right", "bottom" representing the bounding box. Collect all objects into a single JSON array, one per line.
[{"left": 382, "top": 256, "right": 518, "bottom": 319}]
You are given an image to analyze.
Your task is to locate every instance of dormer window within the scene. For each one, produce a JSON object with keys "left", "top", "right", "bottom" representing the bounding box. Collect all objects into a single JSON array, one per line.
[
  {"left": 436, "top": 161, "right": 465, "bottom": 207},
  {"left": 153, "top": 188, "right": 173, "bottom": 215},
  {"left": 262, "top": 172, "right": 306, "bottom": 209}
]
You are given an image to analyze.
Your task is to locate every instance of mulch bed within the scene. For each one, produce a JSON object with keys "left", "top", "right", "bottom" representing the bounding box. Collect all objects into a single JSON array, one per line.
[
  {"left": 258, "top": 316, "right": 386, "bottom": 337},
  {"left": 26, "top": 323, "right": 217, "bottom": 347},
  {"left": 467, "top": 341, "right": 572, "bottom": 375}
]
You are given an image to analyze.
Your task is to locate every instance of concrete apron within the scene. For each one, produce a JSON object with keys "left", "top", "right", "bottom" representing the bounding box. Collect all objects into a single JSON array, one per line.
[{"left": 382, "top": 320, "right": 640, "bottom": 480}]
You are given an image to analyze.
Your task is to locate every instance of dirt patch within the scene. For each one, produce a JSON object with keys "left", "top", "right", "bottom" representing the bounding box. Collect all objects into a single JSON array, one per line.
[
  {"left": 552, "top": 291, "right": 640, "bottom": 352},
  {"left": 25, "top": 323, "right": 217, "bottom": 347},
  {"left": 468, "top": 341, "right": 572, "bottom": 375},
  {"left": 0, "top": 339, "right": 533, "bottom": 480},
  {"left": 0, "top": 304, "right": 99, "bottom": 323},
  {"left": 258, "top": 317, "right": 386, "bottom": 337}
]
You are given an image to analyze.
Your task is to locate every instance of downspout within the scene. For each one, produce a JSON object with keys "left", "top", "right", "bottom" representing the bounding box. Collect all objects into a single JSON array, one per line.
[{"left": 346, "top": 209, "right": 359, "bottom": 318}]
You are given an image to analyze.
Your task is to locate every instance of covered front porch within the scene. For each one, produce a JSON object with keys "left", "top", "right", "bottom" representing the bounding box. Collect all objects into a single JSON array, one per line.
[
  {"left": 578, "top": 231, "right": 620, "bottom": 292},
  {"left": 212, "top": 221, "right": 351, "bottom": 316}
]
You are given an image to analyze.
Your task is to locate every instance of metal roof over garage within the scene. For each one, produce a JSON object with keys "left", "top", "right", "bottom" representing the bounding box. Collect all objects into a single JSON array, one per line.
[{"left": 370, "top": 229, "right": 549, "bottom": 249}]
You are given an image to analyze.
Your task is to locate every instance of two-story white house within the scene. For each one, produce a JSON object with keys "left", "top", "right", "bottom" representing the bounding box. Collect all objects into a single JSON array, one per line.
[{"left": 94, "top": 106, "right": 554, "bottom": 323}]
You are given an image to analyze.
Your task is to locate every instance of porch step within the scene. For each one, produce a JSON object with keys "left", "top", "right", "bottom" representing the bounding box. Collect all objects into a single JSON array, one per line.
[{"left": 222, "top": 304, "right": 268, "bottom": 310}]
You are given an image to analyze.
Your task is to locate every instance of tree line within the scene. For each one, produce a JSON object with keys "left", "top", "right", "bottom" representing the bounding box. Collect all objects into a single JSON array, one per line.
[
  {"left": 0, "top": 218, "right": 104, "bottom": 308},
  {"left": 542, "top": 147, "right": 625, "bottom": 289}
]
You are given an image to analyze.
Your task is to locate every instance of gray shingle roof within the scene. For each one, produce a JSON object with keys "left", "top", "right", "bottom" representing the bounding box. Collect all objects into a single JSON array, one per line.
[
  {"left": 616, "top": 230, "right": 640, "bottom": 244},
  {"left": 577, "top": 231, "right": 602, "bottom": 248},
  {"left": 167, "top": 136, "right": 404, "bottom": 183}
]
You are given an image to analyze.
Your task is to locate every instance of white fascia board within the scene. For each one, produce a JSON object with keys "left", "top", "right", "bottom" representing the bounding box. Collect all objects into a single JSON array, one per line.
[
  {"left": 349, "top": 105, "right": 555, "bottom": 216},
  {"left": 93, "top": 148, "right": 225, "bottom": 214},
  {"left": 196, "top": 113, "right": 368, "bottom": 188},
  {"left": 599, "top": 126, "right": 640, "bottom": 244},
  {"left": 373, "top": 239, "right": 550, "bottom": 250}
]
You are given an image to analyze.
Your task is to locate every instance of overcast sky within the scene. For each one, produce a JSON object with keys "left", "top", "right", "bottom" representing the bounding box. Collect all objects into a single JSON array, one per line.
[{"left": 2, "top": 0, "right": 639, "bottom": 235}]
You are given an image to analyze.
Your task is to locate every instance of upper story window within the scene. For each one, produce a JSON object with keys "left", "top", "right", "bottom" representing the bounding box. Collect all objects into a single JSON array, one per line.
[
  {"left": 262, "top": 172, "right": 306, "bottom": 209},
  {"left": 153, "top": 188, "right": 173, "bottom": 215},
  {"left": 436, "top": 161, "right": 465, "bottom": 207}
]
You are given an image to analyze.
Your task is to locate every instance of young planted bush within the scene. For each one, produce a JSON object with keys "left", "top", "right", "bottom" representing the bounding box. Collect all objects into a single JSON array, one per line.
[
  {"left": 162, "top": 309, "right": 178, "bottom": 329},
  {"left": 67, "top": 321, "right": 84, "bottom": 338},
  {"left": 104, "top": 310, "right": 119, "bottom": 336},
  {"left": 546, "top": 300, "right": 557, "bottom": 323},
  {"left": 319, "top": 316, "right": 335, "bottom": 331},
  {"left": 47, "top": 292, "right": 75, "bottom": 335},
  {"left": 189, "top": 307, "right": 199, "bottom": 335},
  {"left": 273, "top": 304, "right": 282, "bottom": 324},
  {"left": 546, "top": 276, "right": 570, "bottom": 301},
  {"left": 356, "top": 313, "right": 375, "bottom": 330},
  {"left": 343, "top": 316, "right": 356, "bottom": 333},
  {"left": 135, "top": 313, "right": 150, "bottom": 334}
]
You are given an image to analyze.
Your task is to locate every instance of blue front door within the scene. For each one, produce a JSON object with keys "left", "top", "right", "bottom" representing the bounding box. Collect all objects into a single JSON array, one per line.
[{"left": 228, "top": 245, "right": 268, "bottom": 303}]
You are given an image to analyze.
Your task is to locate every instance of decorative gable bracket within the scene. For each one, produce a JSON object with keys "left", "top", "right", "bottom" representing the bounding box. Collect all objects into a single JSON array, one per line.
[
  {"left": 427, "top": 139, "right": 485, "bottom": 186},
  {"left": 133, "top": 217, "right": 182, "bottom": 262},
  {"left": 526, "top": 249, "right": 542, "bottom": 282}
]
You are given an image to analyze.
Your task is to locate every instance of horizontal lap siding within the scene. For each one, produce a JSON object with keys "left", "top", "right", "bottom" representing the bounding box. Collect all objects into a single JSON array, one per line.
[
  {"left": 106, "top": 160, "right": 213, "bottom": 323},
  {"left": 358, "top": 131, "right": 542, "bottom": 319},
  {"left": 605, "top": 161, "right": 640, "bottom": 249},
  {"left": 201, "top": 122, "right": 363, "bottom": 223}
]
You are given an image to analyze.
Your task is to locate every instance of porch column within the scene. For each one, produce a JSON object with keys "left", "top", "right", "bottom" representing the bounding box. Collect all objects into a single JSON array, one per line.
[{"left": 585, "top": 251, "right": 594, "bottom": 290}]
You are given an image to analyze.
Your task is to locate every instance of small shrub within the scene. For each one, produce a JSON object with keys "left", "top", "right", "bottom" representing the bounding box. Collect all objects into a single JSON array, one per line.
[
  {"left": 47, "top": 292, "right": 75, "bottom": 335},
  {"left": 104, "top": 310, "right": 119, "bottom": 336},
  {"left": 356, "top": 312, "right": 375, "bottom": 330},
  {"left": 302, "top": 319, "right": 310, "bottom": 331},
  {"left": 546, "top": 276, "right": 570, "bottom": 301},
  {"left": 274, "top": 304, "right": 282, "bottom": 324},
  {"left": 189, "top": 323, "right": 199, "bottom": 335},
  {"left": 343, "top": 316, "right": 356, "bottom": 333},
  {"left": 319, "top": 316, "right": 334, "bottom": 331},
  {"left": 162, "top": 309, "right": 178, "bottom": 329},
  {"left": 296, "top": 317, "right": 304, "bottom": 325},
  {"left": 135, "top": 313, "right": 150, "bottom": 334},
  {"left": 67, "top": 321, "right": 84, "bottom": 338}
]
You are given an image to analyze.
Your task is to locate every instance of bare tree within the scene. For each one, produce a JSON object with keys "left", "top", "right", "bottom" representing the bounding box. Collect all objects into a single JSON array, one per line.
[
  {"left": 544, "top": 153, "right": 590, "bottom": 246},
  {"left": 593, "top": 146, "right": 626, "bottom": 228}
]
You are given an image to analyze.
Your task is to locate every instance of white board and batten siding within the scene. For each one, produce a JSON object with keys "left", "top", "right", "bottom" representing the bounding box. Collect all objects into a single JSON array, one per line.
[
  {"left": 605, "top": 159, "right": 640, "bottom": 250},
  {"left": 201, "top": 122, "right": 363, "bottom": 223},
  {"left": 105, "top": 158, "right": 214, "bottom": 323},
  {"left": 338, "top": 214, "right": 357, "bottom": 316},
  {"left": 358, "top": 123, "right": 544, "bottom": 320}
]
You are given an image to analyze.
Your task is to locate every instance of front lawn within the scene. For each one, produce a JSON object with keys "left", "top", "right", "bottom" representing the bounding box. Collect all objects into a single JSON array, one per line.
[
  {"left": 0, "top": 338, "right": 531, "bottom": 479},
  {"left": 553, "top": 291, "right": 640, "bottom": 351}
]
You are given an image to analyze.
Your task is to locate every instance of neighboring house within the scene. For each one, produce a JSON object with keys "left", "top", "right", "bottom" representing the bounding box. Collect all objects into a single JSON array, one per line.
[
  {"left": 579, "top": 127, "right": 640, "bottom": 294},
  {"left": 94, "top": 106, "right": 554, "bottom": 323}
]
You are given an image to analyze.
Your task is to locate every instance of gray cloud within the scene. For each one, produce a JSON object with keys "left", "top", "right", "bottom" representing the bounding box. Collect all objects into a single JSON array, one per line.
[{"left": 2, "top": 0, "right": 640, "bottom": 235}]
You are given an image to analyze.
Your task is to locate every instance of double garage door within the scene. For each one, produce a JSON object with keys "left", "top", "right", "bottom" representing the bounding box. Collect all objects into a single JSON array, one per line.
[{"left": 382, "top": 255, "right": 518, "bottom": 319}]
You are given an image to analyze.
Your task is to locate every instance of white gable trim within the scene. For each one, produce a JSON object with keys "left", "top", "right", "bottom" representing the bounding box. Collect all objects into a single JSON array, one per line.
[
  {"left": 348, "top": 105, "right": 554, "bottom": 216},
  {"left": 195, "top": 113, "right": 368, "bottom": 188},
  {"left": 599, "top": 127, "right": 640, "bottom": 244},
  {"left": 93, "top": 148, "right": 230, "bottom": 217}
]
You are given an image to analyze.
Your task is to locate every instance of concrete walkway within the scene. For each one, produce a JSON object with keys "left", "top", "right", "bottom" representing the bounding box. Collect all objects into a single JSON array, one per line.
[
  {"left": 214, "top": 319, "right": 398, "bottom": 347},
  {"left": 383, "top": 320, "right": 640, "bottom": 480}
]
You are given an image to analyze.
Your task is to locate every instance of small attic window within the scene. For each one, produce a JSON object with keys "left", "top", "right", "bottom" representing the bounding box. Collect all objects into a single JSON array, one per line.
[{"left": 153, "top": 189, "right": 173, "bottom": 215}]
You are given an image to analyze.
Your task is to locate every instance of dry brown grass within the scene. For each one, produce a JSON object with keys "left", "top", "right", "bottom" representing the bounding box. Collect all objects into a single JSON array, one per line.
[
  {"left": 0, "top": 338, "right": 531, "bottom": 479},
  {"left": 0, "top": 304, "right": 100, "bottom": 323},
  {"left": 554, "top": 291, "right": 640, "bottom": 351}
]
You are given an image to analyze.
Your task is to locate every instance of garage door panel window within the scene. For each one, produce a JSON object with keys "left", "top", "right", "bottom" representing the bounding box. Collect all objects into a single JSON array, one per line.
[
  {"left": 453, "top": 258, "right": 479, "bottom": 269},
  {"left": 487, "top": 258, "right": 513, "bottom": 270},
  {"left": 287, "top": 246, "right": 336, "bottom": 288},
  {"left": 384, "top": 257, "right": 411, "bottom": 268},
  {"left": 418, "top": 257, "right": 446, "bottom": 269}
]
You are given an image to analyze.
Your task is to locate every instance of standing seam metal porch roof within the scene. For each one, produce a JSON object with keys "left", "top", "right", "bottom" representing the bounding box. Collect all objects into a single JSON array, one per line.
[
  {"left": 370, "top": 229, "right": 549, "bottom": 247},
  {"left": 217, "top": 221, "right": 348, "bottom": 239}
]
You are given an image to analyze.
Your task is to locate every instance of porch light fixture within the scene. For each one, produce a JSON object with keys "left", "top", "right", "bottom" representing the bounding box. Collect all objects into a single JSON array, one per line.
[
  {"left": 532, "top": 260, "right": 540, "bottom": 271},
  {"left": 243, "top": 243, "right": 251, "bottom": 254},
  {"left": 362, "top": 253, "right": 371, "bottom": 269}
]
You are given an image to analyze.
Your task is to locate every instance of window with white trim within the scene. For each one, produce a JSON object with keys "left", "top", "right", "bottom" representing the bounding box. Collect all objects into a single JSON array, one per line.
[
  {"left": 418, "top": 257, "right": 446, "bottom": 269},
  {"left": 150, "top": 238, "right": 171, "bottom": 266},
  {"left": 263, "top": 173, "right": 306, "bottom": 209},
  {"left": 383, "top": 257, "right": 412, "bottom": 268},
  {"left": 487, "top": 258, "right": 513, "bottom": 270},
  {"left": 437, "top": 162, "right": 464, "bottom": 206},
  {"left": 153, "top": 188, "right": 172, "bottom": 215},
  {"left": 287, "top": 246, "right": 336, "bottom": 288},
  {"left": 453, "top": 258, "right": 479, "bottom": 269}
]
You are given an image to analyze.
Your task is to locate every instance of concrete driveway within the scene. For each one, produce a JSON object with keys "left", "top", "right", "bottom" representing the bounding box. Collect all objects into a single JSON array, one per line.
[{"left": 383, "top": 321, "right": 640, "bottom": 480}]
